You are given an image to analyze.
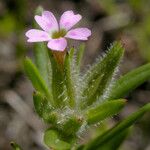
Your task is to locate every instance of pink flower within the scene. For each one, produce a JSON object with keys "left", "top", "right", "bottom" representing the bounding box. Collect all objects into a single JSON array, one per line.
[{"left": 25, "top": 10, "right": 91, "bottom": 51}]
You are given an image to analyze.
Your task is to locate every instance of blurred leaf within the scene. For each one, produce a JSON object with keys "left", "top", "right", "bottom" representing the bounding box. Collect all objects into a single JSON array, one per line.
[
  {"left": 0, "top": 15, "right": 16, "bottom": 37},
  {"left": 134, "top": 14, "right": 150, "bottom": 61},
  {"left": 12, "top": 0, "right": 26, "bottom": 25},
  {"left": 69, "top": 47, "right": 75, "bottom": 61},
  {"left": 109, "top": 63, "right": 150, "bottom": 100},
  {"left": 11, "top": 142, "right": 22, "bottom": 150},
  {"left": 64, "top": 51, "right": 76, "bottom": 107},
  {"left": 86, "top": 99, "right": 126, "bottom": 124},
  {"left": 34, "top": 43, "right": 51, "bottom": 88},
  {"left": 81, "top": 42, "right": 124, "bottom": 107},
  {"left": 97, "top": 128, "right": 130, "bottom": 150},
  {"left": 77, "top": 145, "right": 84, "bottom": 150},
  {"left": 33, "top": 92, "right": 57, "bottom": 123},
  {"left": 23, "top": 58, "right": 54, "bottom": 106},
  {"left": 98, "top": 0, "right": 118, "bottom": 14},
  {"left": 84, "top": 103, "right": 150, "bottom": 150},
  {"left": 128, "top": 0, "right": 144, "bottom": 11},
  {"left": 33, "top": 7, "right": 51, "bottom": 88},
  {"left": 44, "top": 129, "right": 71, "bottom": 150}
]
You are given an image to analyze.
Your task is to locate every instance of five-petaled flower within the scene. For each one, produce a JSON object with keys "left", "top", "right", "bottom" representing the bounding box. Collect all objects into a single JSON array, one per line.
[{"left": 25, "top": 10, "right": 91, "bottom": 51}]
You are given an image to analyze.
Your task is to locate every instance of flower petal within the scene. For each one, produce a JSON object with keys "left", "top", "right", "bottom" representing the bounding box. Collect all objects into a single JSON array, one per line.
[
  {"left": 47, "top": 38, "right": 67, "bottom": 51},
  {"left": 59, "top": 10, "right": 82, "bottom": 31},
  {"left": 65, "top": 28, "right": 91, "bottom": 40},
  {"left": 35, "top": 11, "right": 59, "bottom": 34},
  {"left": 25, "top": 29, "right": 51, "bottom": 42}
]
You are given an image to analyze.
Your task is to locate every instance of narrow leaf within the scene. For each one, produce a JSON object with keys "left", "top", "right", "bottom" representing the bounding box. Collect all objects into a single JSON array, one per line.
[
  {"left": 109, "top": 63, "right": 150, "bottom": 100},
  {"left": 34, "top": 43, "right": 51, "bottom": 88},
  {"left": 44, "top": 129, "right": 71, "bottom": 150},
  {"left": 23, "top": 58, "right": 54, "bottom": 106},
  {"left": 69, "top": 47, "right": 75, "bottom": 62},
  {"left": 86, "top": 99, "right": 126, "bottom": 124},
  {"left": 64, "top": 52, "right": 76, "bottom": 107},
  {"left": 97, "top": 128, "right": 130, "bottom": 150},
  {"left": 33, "top": 7, "right": 51, "bottom": 88},
  {"left": 76, "top": 44, "right": 85, "bottom": 72},
  {"left": 48, "top": 51, "right": 66, "bottom": 107},
  {"left": 77, "top": 128, "right": 130, "bottom": 150},
  {"left": 81, "top": 42, "right": 124, "bottom": 107},
  {"left": 84, "top": 103, "right": 150, "bottom": 150},
  {"left": 33, "top": 92, "right": 57, "bottom": 123}
]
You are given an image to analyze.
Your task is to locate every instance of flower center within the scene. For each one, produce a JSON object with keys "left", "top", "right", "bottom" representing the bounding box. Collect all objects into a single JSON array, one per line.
[{"left": 52, "top": 29, "right": 67, "bottom": 39}]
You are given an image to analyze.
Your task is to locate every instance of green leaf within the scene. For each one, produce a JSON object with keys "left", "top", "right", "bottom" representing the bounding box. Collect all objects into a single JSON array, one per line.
[
  {"left": 84, "top": 103, "right": 150, "bottom": 150},
  {"left": 34, "top": 43, "right": 51, "bottom": 88},
  {"left": 109, "top": 63, "right": 150, "bottom": 100},
  {"left": 33, "top": 7, "right": 51, "bottom": 88},
  {"left": 48, "top": 50, "right": 66, "bottom": 107},
  {"left": 60, "top": 115, "right": 83, "bottom": 137},
  {"left": 64, "top": 52, "right": 76, "bottom": 107},
  {"left": 11, "top": 142, "right": 22, "bottom": 150},
  {"left": 33, "top": 92, "right": 57, "bottom": 123},
  {"left": 97, "top": 128, "right": 130, "bottom": 150},
  {"left": 76, "top": 44, "right": 85, "bottom": 72},
  {"left": 44, "top": 129, "right": 71, "bottom": 150},
  {"left": 81, "top": 42, "right": 124, "bottom": 107},
  {"left": 23, "top": 58, "right": 54, "bottom": 106},
  {"left": 86, "top": 99, "right": 126, "bottom": 124},
  {"left": 69, "top": 47, "right": 75, "bottom": 62}
]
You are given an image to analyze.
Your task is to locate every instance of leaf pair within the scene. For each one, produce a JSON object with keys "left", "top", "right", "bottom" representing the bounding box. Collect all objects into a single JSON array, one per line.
[
  {"left": 80, "top": 42, "right": 124, "bottom": 108},
  {"left": 80, "top": 41, "right": 150, "bottom": 109}
]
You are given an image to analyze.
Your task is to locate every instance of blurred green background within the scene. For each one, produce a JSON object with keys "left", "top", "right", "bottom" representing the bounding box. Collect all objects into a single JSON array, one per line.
[{"left": 0, "top": 0, "right": 150, "bottom": 150}]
